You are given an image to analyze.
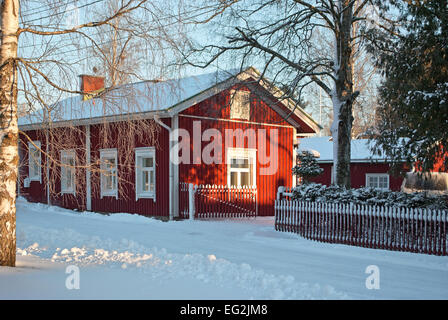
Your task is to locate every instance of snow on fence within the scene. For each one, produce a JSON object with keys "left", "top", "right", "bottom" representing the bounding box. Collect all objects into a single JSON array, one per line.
[
  {"left": 275, "top": 200, "right": 448, "bottom": 256},
  {"left": 179, "top": 183, "right": 257, "bottom": 219}
]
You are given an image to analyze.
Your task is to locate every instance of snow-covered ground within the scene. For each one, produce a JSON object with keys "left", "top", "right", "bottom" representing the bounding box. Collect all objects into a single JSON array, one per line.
[{"left": 1, "top": 197, "right": 447, "bottom": 299}]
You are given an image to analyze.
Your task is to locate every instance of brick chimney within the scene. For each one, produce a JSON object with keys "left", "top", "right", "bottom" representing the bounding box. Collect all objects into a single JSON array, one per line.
[{"left": 79, "top": 74, "right": 105, "bottom": 100}]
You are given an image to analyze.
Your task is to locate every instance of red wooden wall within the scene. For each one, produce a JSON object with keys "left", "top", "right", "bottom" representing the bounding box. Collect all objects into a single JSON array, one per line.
[
  {"left": 19, "top": 119, "right": 171, "bottom": 217},
  {"left": 309, "top": 163, "right": 405, "bottom": 191},
  {"left": 19, "top": 84, "right": 308, "bottom": 217},
  {"left": 179, "top": 87, "right": 295, "bottom": 216},
  {"left": 18, "top": 129, "right": 48, "bottom": 204},
  {"left": 88, "top": 119, "right": 170, "bottom": 216}
]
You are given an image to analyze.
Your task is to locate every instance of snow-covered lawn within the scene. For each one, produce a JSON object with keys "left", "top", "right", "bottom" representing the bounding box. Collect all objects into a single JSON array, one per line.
[{"left": 1, "top": 197, "right": 447, "bottom": 299}]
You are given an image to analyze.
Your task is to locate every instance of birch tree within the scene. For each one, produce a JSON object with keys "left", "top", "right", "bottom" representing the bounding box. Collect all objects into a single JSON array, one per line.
[
  {"left": 180, "top": 0, "right": 390, "bottom": 188},
  {"left": 0, "top": 0, "right": 19, "bottom": 267},
  {"left": 0, "top": 0, "right": 185, "bottom": 267}
]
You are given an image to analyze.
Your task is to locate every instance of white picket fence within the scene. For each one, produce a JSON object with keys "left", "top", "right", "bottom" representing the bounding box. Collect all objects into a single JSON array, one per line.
[{"left": 275, "top": 200, "right": 448, "bottom": 256}]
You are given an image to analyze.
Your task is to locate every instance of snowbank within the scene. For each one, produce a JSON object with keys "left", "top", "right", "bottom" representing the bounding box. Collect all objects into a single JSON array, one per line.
[{"left": 1, "top": 197, "right": 447, "bottom": 299}]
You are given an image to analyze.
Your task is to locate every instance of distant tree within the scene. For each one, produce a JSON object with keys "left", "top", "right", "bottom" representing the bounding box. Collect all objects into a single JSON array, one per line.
[
  {"left": 371, "top": 0, "right": 448, "bottom": 172},
  {"left": 0, "top": 0, "right": 184, "bottom": 267},
  {"left": 293, "top": 151, "right": 323, "bottom": 184},
  {"left": 180, "top": 0, "right": 395, "bottom": 188}
]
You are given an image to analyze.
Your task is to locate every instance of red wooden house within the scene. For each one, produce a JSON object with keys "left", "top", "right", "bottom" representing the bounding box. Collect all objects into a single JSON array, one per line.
[
  {"left": 18, "top": 67, "right": 320, "bottom": 219},
  {"left": 297, "top": 137, "right": 448, "bottom": 193},
  {"left": 297, "top": 136, "right": 405, "bottom": 191}
]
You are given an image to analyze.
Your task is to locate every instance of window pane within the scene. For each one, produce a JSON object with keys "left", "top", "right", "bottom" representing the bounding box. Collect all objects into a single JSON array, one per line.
[
  {"left": 142, "top": 171, "right": 149, "bottom": 192},
  {"left": 64, "top": 167, "right": 74, "bottom": 191},
  {"left": 106, "top": 158, "right": 115, "bottom": 169},
  {"left": 142, "top": 157, "right": 153, "bottom": 168},
  {"left": 32, "top": 161, "right": 39, "bottom": 177},
  {"left": 230, "top": 90, "right": 250, "bottom": 120},
  {"left": 149, "top": 170, "right": 154, "bottom": 192},
  {"left": 31, "top": 148, "right": 39, "bottom": 163},
  {"left": 69, "top": 169, "right": 74, "bottom": 189},
  {"left": 240, "top": 172, "right": 249, "bottom": 186},
  {"left": 112, "top": 172, "right": 117, "bottom": 189},
  {"left": 231, "top": 158, "right": 249, "bottom": 168},
  {"left": 30, "top": 147, "right": 40, "bottom": 177},
  {"left": 230, "top": 172, "right": 238, "bottom": 186},
  {"left": 105, "top": 175, "right": 112, "bottom": 190},
  {"left": 368, "top": 176, "right": 376, "bottom": 187},
  {"left": 379, "top": 176, "right": 388, "bottom": 189}
]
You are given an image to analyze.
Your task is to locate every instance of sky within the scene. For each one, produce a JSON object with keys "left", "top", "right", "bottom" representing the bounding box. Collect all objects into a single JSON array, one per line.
[{"left": 16, "top": 0, "right": 384, "bottom": 130}]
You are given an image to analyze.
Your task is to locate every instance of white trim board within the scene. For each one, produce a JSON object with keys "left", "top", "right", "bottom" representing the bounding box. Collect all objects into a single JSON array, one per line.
[
  {"left": 134, "top": 147, "right": 156, "bottom": 201},
  {"left": 178, "top": 114, "right": 295, "bottom": 129}
]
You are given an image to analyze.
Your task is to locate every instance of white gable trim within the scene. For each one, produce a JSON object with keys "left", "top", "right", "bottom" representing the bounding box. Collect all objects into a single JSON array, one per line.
[
  {"left": 19, "top": 68, "right": 320, "bottom": 134},
  {"left": 166, "top": 68, "right": 320, "bottom": 133}
]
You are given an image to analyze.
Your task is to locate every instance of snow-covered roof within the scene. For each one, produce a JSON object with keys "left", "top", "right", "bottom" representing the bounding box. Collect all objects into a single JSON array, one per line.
[
  {"left": 18, "top": 67, "right": 320, "bottom": 133},
  {"left": 298, "top": 136, "right": 387, "bottom": 162},
  {"left": 19, "top": 69, "right": 240, "bottom": 127}
]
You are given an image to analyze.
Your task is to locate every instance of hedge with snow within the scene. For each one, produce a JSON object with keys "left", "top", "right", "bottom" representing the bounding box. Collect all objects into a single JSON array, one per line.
[{"left": 292, "top": 183, "right": 448, "bottom": 210}]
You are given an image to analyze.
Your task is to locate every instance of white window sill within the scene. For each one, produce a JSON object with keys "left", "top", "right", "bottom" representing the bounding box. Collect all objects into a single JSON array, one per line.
[
  {"left": 61, "top": 190, "right": 76, "bottom": 196},
  {"left": 136, "top": 193, "right": 155, "bottom": 201},
  {"left": 101, "top": 192, "right": 118, "bottom": 199}
]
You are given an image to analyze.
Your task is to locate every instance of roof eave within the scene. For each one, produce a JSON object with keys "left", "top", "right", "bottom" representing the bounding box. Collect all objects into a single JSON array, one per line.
[{"left": 19, "top": 109, "right": 171, "bottom": 131}]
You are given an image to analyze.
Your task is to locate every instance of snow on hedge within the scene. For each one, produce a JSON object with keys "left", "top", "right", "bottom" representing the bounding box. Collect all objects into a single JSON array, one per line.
[
  {"left": 292, "top": 183, "right": 448, "bottom": 210},
  {"left": 292, "top": 151, "right": 324, "bottom": 183}
]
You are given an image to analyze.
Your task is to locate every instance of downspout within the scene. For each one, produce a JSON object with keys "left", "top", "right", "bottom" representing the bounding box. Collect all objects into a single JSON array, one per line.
[
  {"left": 85, "top": 124, "right": 91, "bottom": 211},
  {"left": 45, "top": 129, "right": 51, "bottom": 205},
  {"left": 154, "top": 114, "right": 175, "bottom": 220}
]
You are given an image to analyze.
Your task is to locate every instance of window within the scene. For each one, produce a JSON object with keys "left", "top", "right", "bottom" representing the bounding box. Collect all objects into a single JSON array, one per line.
[
  {"left": 366, "top": 174, "right": 389, "bottom": 190},
  {"left": 61, "top": 150, "right": 76, "bottom": 194},
  {"left": 227, "top": 148, "right": 256, "bottom": 187},
  {"left": 28, "top": 141, "right": 41, "bottom": 182},
  {"left": 100, "top": 149, "right": 118, "bottom": 198},
  {"left": 135, "top": 147, "right": 156, "bottom": 200},
  {"left": 230, "top": 90, "right": 250, "bottom": 120}
]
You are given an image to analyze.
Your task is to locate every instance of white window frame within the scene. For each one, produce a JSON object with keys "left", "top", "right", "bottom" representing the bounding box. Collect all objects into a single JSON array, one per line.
[
  {"left": 230, "top": 89, "right": 251, "bottom": 120},
  {"left": 135, "top": 147, "right": 156, "bottom": 201},
  {"left": 226, "top": 147, "right": 257, "bottom": 187},
  {"left": 28, "top": 141, "right": 41, "bottom": 183},
  {"left": 60, "top": 149, "right": 76, "bottom": 195},
  {"left": 366, "top": 173, "right": 390, "bottom": 190},
  {"left": 100, "top": 148, "right": 118, "bottom": 199}
]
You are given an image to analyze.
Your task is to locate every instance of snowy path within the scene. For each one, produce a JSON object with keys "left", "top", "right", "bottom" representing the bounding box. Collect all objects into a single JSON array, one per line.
[{"left": 1, "top": 198, "right": 447, "bottom": 299}]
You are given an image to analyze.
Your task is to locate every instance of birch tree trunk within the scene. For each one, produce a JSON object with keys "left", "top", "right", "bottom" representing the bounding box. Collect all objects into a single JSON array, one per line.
[
  {"left": 331, "top": 0, "right": 356, "bottom": 188},
  {"left": 0, "top": 0, "right": 19, "bottom": 267}
]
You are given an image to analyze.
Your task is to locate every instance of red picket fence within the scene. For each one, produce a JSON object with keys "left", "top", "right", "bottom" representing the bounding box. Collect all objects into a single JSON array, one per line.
[
  {"left": 275, "top": 200, "right": 448, "bottom": 256},
  {"left": 192, "top": 184, "right": 257, "bottom": 219}
]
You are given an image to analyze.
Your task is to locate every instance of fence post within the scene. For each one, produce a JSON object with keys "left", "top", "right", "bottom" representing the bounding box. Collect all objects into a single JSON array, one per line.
[
  {"left": 277, "top": 186, "right": 285, "bottom": 200},
  {"left": 189, "top": 183, "right": 195, "bottom": 220}
]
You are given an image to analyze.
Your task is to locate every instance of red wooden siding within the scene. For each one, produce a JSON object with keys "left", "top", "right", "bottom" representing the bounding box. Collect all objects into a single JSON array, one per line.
[
  {"left": 309, "top": 163, "right": 404, "bottom": 191},
  {"left": 19, "top": 83, "right": 311, "bottom": 217},
  {"left": 19, "top": 119, "right": 171, "bottom": 217},
  {"left": 88, "top": 119, "right": 170, "bottom": 216},
  {"left": 179, "top": 87, "right": 295, "bottom": 216}
]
